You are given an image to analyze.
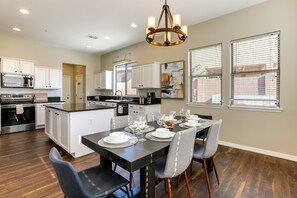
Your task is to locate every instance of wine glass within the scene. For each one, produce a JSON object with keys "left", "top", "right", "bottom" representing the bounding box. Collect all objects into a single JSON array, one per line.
[
  {"left": 179, "top": 108, "right": 185, "bottom": 121},
  {"left": 185, "top": 109, "right": 191, "bottom": 120},
  {"left": 170, "top": 111, "right": 176, "bottom": 119},
  {"left": 157, "top": 118, "right": 163, "bottom": 128}
]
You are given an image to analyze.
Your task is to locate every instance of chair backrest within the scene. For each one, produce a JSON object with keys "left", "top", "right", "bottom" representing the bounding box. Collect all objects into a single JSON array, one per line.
[
  {"left": 162, "top": 127, "right": 197, "bottom": 178},
  {"left": 111, "top": 115, "right": 129, "bottom": 130},
  {"left": 49, "top": 147, "right": 88, "bottom": 198},
  {"left": 146, "top": 111, "right": 161, "bottom": 122},
  {"left": 203, "top": 120, "right": 222, "bottom": 158}
]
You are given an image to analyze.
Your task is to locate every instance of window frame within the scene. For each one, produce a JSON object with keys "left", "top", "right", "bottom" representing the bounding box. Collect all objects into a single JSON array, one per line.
[
  {"left": 188, "top": 43, "right": 223, "bottom": 107},
  {"left": 113, "top": 62, "right": 137, "bottom": 96},
  {"left": 230, "top": 31, "right": 281, "bottom": 110}
]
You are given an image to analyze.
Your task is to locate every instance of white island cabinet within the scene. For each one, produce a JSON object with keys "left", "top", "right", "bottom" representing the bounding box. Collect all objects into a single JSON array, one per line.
[{"left": 45, "top": 103, "right": 115, "bottom": 158}]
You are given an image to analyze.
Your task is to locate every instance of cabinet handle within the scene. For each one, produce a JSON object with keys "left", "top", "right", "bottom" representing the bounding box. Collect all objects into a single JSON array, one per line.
[
  {"left": 48, "top": 110, "right": 50, "bottom": 112},
  {"left": 55, "top": 113, "right": 59, "bottom": 115}
]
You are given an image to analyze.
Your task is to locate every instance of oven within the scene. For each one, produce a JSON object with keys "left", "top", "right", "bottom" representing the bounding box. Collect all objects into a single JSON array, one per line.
[{"left": 1, "top": 94, "right": 35, "bottom": 134}]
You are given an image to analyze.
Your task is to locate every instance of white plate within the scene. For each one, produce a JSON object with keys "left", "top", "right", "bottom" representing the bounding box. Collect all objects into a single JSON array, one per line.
[
  {"left": 187, "top": 117, "right": 201, "bottom": 121},
  {"left": 152, "top": 131, "right": 175, "bottom": 139},
  {"left": 184, "top": 122, "right": 202, "bottom": 127},
  {"left": 103, "top": 135, "right": 131, "bottom": 144}
]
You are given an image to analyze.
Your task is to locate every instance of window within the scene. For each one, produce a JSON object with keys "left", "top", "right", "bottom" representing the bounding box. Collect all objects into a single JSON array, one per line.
[
  {"left": 231, "top": 32, "right": 280, "bottom": 108},
  {"left": 189, "top": 44, "right": 222, "bottom": 105},
  {"left": 114, "top": 62, "right": 137, "bottom": 95}
]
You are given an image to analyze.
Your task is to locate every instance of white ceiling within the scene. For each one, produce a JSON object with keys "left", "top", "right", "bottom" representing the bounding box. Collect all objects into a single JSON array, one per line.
[{"left": 0, "top": 0, "right": 267, "bottom": 54}]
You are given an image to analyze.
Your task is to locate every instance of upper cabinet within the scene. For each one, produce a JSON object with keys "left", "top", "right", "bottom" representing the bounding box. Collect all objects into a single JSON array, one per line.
[
  {"left": 34, "top": 66, "right": 61, "bottom": 89},
  {"left": 1, "top": 57, "right": 34, "bottom": 75},
  {"left": 132, "top": 62, "right": 160, "bottom": 88},
  {"left": 94, "top": 70, "right": 112, "bottom": 90}
]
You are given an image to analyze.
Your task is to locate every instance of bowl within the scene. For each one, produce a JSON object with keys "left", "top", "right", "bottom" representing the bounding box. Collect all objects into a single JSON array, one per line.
[
  {"left": 109, "top": 132, "right": 125, "bottom": 141},
  {"left": 187, "top": 119, "right": 197, "bottom": 124},
  {"left": 156, "top": 128, "right": 170, "bottom": 134}
]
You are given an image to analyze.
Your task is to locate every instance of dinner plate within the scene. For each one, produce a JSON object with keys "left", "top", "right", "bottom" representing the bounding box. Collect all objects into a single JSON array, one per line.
[
  {"left": 187, "top": 117, "right": 202, "bottom": 121},
  {"left": 152, "top": 131, "right": 175, "bottom": 139},
  {"left": 103, "top": 135, "right": 131, "bottom": 144},
  {"left": 183, "top": 122, "right": 202, "bottom": 127}
]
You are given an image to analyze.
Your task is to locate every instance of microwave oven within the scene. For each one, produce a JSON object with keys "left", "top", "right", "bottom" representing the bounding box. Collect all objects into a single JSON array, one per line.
[{"left": 1, "top": 73, "right": 34, "bottom": 88}]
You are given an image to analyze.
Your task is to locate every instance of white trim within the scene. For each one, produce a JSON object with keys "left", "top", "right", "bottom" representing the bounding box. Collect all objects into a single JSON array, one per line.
[
  {"left": 219, "top": 140, "right": 297, "bottom": 162},
  {"left": 228, "top": 105, "right": 283, "bottom": 112},
  {"left": 187, "top": 103, "right": 223, "bottom": 109}
]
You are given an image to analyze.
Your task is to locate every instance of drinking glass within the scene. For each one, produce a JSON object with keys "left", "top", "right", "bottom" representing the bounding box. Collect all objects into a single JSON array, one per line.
[
  {"left": 179, "top": 108, "right": 185, "bottom": 120},
  {"left": 185, "top": 109, "right": 191, "bottom": 120},
  {"left": 170, "top": 111, "right": 176, "bottom": 118},
  {"left": 157, "top": 118, "right": 163, "bottom": 128}
]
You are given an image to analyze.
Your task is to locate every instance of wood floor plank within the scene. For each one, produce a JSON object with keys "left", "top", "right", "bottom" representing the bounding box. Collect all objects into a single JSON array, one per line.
[{"left": 1, "top": 130, "right": 297, "bottom": 197}]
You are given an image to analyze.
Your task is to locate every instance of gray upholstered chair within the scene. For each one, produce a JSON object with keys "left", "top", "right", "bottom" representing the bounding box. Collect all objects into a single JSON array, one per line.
[
  {"left": 110, "top": 116, "right": 134, "bottom": 190},
  {"left": 111, "top": 115, "right": 129, "bottom": 130},
  {"left": 192, "top": 119, "right": 222, "bottom": 198},
  {"left": 146, "top": 111, "right": 161, "bottom": 122},
  {"left": 194, "top": 114, "right": 213, "bottom": 143},
  {"left": 155, "top": 127, "right": 197, "bottom": 198},
  {"left": 49, "top": 147, "right": 130, "bottom": 198}
]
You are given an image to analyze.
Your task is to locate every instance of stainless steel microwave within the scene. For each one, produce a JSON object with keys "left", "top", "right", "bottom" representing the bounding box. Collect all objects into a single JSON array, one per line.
[{"left": 1, "top": 73, "right": 34, "bottom": 88}]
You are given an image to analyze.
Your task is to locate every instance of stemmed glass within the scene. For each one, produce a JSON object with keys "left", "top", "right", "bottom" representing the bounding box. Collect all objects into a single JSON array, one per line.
[
  {"left": 185, "top": 109, "right": 191, "bottom": 120},
  {"left": 137, "top": 116, "right": 147, "bottom": 142},
  {"left": 179, "top": 108, "right": 185, "bottom": 121}
]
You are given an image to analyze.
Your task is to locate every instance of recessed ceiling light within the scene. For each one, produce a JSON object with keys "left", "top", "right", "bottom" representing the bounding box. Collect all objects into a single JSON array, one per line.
[
  {"left": 19, "top": 9, "right": 30, "bottom": 15},
  {"left": 105, "top": 36, "right": 110, "bottom": 40},
  {"left": 131, "top": 23, "right": 137, "bottom": 28},
  {"left": 12, "top": 27, "right": 21, "bottom": 32},
  {"left": 86, "top": 45, "right": 92, "bottom": 48}
]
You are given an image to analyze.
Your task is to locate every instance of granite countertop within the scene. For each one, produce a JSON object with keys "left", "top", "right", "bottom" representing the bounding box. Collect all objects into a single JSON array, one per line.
[
  {"left": 87, "top": 99, "right": 161, "bottom": 106},
  {"left": 44, "top": 103, "right": 116, "bottom": 112},
  {"left": 35, "top": 101, "right": 65, "bottom": 104}
]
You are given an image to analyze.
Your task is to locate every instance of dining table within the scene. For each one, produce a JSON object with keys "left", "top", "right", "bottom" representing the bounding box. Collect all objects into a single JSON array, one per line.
[{"left": 82, "top": 118, "right": 216, "bottom": 198}]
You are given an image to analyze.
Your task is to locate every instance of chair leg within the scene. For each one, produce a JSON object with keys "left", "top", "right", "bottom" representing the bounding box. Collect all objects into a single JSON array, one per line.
[
  {"left": 164, "top": 179, "right": 167, "bottom": 192},
  {"left": 129, "top": 172, "right": 133, "bottom": 191},
  {"left": 166, "top": 178, "right": 172, "bottom": 198},
  {"left": 203, "top": 159, "right": 212, "bottom": 198},
  {"left": 123, "top": 185, "right": 131, "bottom": 198},
  {"left": 184, "top": 171, "right": 192, "bottom": 198},
  {"left": 211, "top": 157, "right": 220, "bottom": 185}
]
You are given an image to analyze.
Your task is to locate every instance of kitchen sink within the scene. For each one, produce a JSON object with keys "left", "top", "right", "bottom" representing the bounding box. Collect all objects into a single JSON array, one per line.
[{"left": 105, "top": 99, "right": 133, "bottom": 103}]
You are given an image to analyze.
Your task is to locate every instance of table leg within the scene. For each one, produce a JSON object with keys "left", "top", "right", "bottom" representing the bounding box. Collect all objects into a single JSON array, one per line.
[
  {"left": 140, "top": 163, "right": 155, "bottom": 198},
  {"left": 100, "top": 155, "right": 112, "bottom": 168}
]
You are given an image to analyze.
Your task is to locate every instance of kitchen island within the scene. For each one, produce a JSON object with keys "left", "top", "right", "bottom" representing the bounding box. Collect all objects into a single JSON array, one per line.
[{"left": 44, "top": 103, "right": 115, "bottom": 158}]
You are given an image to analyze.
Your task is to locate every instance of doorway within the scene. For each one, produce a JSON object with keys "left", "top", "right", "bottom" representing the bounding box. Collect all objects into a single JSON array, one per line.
[{"left": 62, "top": 63, "right": 86, "bottom": 104}]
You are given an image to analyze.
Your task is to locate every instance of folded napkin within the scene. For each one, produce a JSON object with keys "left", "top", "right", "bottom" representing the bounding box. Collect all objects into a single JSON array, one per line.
[{"left": 16, "top": 104, "right": 24, "bottom": 114}]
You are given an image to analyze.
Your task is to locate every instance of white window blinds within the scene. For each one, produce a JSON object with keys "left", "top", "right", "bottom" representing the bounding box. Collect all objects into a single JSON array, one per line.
[
  {"left": 231, "top": 32, "right": 280, "bottom": 107},
  {"left": 189, "top": 44, "right": 222, "bottom": 104}
]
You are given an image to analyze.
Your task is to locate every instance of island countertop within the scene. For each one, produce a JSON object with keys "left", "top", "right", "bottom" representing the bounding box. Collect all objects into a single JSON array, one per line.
[{"left": 44, "top": 103, "right": 116, "bottom": 112}]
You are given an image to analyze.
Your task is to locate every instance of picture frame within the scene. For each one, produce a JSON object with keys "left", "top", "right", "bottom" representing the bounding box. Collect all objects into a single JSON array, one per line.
[{"left": 160, "top": 60, "right": 185, "bottom": 99}]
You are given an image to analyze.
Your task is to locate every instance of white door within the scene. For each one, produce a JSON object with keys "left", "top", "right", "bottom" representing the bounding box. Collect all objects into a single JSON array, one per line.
[
  {"left": 49, "top": 69, "right": 61, "bottom": 89},
  {"left": 63, "top": 75, "right": 72, "bottom": 104},
  {"left": 75, "top": 74, "right": 84, "bottom": 103},
  {"left": 142, "top": 64, "right": 154, "bottom": 88},
  {"left": 131, "top": 66, "right": 142, "bottom": 88}
]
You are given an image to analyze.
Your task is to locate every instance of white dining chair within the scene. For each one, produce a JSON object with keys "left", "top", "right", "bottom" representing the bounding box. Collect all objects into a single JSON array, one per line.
[
  {"left": 155, "top": 127, "right": 197, "bottom": 198},
  {"left": 192, "top": 119, "right": 222, "bottom": 198}
]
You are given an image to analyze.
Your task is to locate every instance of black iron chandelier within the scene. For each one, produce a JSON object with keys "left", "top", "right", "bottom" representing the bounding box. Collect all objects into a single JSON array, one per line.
[{"left": 146, "top": 0, "right": 188, "bottom": 46}]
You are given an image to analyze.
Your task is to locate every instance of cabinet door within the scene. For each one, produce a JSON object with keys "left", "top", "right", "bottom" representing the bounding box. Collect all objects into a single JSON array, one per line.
[
  {"left": 131, "top": 66, "right": 142, "bottom": 88},
  {"left": 45, "top": 108, "right": 52, "bottom": 137},
  {"left": 36, "top": 105, "right": 45, "bottom": 127},
  {"left": 142, "top": 64, "right": 155, "bottom": 88},
  {"left": 34, "top": 67, "right": 48, "bottom": 89},
  {"left": 94, "top": 73, "right": 101, "bottom": 89},
  {"left": 100, "top": 72, "right": 106, "bottom": 89},
  {"left": 52, "top": 110, "right": 60, "bottom": 143},
  {"left": 19, "top": 60, "right": 34, "bottom": 75},
  {"left": 60, "top": 112, "right": 69, "bottom": 151},
  {"left": 1, "top": 58, "right": 19, "bottom": 73},
  {"left": 49, "top": 68, "right": 61, "bottom": 89}
]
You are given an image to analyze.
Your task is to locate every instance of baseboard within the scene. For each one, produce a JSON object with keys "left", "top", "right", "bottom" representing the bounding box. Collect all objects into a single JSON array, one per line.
[{"left": 219, "top": 140, "right": 297, "bottom": 162}]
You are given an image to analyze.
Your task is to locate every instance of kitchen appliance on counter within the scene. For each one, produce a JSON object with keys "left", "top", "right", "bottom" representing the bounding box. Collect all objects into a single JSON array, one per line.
[
  {"left": 1, "top": 94, "right": 35, "bottom": 134},
  {"left": 1, "top": 73, "right": 34, "bottom": 88},
  {"left": 147, "top": 92, "right": 156, "bottom": 104},
  {"left": 34, "top": 93, "right": 48, "bottom": 103},
  {"left": 116, "top": 102, "right": 129, "bottom": 116}
]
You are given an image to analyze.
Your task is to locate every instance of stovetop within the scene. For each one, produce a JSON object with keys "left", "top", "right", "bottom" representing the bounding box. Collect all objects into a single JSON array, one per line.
[{"left": 0, "top": 94, "right": 35, "bottom": 105}]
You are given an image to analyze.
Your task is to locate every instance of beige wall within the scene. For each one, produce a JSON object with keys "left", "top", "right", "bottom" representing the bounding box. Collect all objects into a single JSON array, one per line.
[
  {"left": 101, "top": 0, "right": 297, "bottom": 157},
  {"left": 0, "top": 31, "right": 101, "bottom": 97}
]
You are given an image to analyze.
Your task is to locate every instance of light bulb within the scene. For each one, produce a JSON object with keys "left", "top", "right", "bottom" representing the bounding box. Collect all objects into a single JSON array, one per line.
[
  {"left": 148, "top": 16, "right": 156, "bottom": 29},
  {"left": 173, "top": 14, "right": 181, "bottom": 27}
]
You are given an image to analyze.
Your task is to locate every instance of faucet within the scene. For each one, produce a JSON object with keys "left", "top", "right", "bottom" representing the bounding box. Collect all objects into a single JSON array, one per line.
[{"left": 115, "top": 90, "right": 123, "bottom": 100}]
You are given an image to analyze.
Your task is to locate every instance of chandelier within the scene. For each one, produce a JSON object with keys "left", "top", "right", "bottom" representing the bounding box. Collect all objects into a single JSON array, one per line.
[{"left": 146, "top": 0, "right": 188, "bottom": 46}]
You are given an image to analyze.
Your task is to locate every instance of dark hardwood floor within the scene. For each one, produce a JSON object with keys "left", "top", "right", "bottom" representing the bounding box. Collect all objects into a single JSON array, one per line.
[{"left": 0, "top": 129, "right": 297, "bottom": 198}]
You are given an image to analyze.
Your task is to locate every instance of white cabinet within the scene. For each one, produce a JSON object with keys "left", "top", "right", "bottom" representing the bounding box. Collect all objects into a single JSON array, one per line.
[
  {"left": 34, "top": 67, "right": 61, "bottom": 89},
  {"left": 36, "top": 102, "right": 64, "bottom": 129},
  {"left": 94, "top": 70, "right": 112, "bottom": 90},
  {"left": 129, "top": 104, "right": 161, "bottom": 118},
  {"left": 131, "top": 62, "right": 160, "bottom": 88},
  {"left": 45, "top": 107, "right": 69, "bottom": 151},
  {"left": 1, "top": 57, "right": 34, "bottom": 75}
]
